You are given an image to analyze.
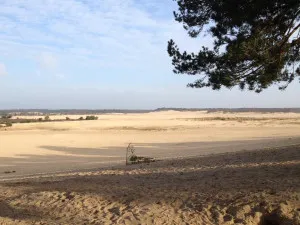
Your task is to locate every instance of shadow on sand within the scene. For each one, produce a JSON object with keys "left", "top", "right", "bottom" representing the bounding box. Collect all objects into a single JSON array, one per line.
[
  {"left": 0, "top": 144, "right": 299, "bottom": 224},
  {"left": 0, "top": 137, "right": 299, "bottom": 178}
]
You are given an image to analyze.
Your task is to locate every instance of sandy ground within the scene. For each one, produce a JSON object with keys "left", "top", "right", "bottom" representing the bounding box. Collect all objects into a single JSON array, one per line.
[
  {"left": 0, "top": 144, "right": 299, "bottom": 225},
  {"left": 1, "top": 111, "right": 300, "bottom": 178},
  {"left": 0, "top": 111, "right": 300, "bottom": 224}
]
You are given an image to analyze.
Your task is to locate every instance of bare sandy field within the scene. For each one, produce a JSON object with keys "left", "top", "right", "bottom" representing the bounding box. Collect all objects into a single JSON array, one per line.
[
  {"left": 1, "top": 111, "right": 300, "bottom": 178},
  {"left": 0, "top": 111, "right": 300, "bottom": 224}
]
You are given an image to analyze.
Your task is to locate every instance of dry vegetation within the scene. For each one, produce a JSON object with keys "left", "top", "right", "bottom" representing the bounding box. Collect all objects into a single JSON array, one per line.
[{"left": 179, "top": 117, "right": 298, "bottom": 121}]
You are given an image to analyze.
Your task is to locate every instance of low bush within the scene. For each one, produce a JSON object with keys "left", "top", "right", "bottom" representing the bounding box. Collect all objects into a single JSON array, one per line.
[
  {"left": 85, "top": 115, "right": 98, "bottom": 120},
  {"left": 1, "top": 114, "right": 12, "bottom": 119},
  {"left": 19, "top": 119, "right": 34, "bottom": 123},
  {"left": 129, "top": 155, "right": 138, "bottom": 162},
  {"left": 5, "top": 122, "right": 13, "bottom": 127}
]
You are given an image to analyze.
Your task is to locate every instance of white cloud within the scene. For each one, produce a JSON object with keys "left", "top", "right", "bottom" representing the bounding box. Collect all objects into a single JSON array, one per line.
[
  {"left": 38, "top": 52, "right": 58, "bottom": 70},
  {"left": 36, "top": 52, "right": 65, "bottom": 79},
  {"left": 0, "top": 63, "right": 8, "bottom": 76},
  {"left": 0, "top": 0, "right": 196, "bottom": 72},
  {"left": 54, "top": 73, "right": 66, "bottom": 79}
]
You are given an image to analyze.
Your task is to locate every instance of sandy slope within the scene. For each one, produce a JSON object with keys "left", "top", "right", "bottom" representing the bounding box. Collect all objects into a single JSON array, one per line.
[{"left": 0, "top": 144, "right": 299, "bottom": 225}]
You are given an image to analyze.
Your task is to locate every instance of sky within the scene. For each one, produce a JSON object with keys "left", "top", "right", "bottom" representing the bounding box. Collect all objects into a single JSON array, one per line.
[{"left": 0, "top": 0, "right": 299, "bottom": 109}]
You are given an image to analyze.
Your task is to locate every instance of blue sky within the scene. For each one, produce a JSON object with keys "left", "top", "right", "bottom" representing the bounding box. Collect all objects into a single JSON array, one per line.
[{"left": 0, "top": 0, "right": 299, "bottom": 109}]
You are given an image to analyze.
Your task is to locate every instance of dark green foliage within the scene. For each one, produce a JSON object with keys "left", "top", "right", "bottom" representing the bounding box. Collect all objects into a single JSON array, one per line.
[
  {"left": 0, "top": 116, "right": 81, "bottom": 125},
  {"left": 79, "top": 117, "right": 84, "bottom": 120},
  {"left": 168, "top": 0, "right": 300, "bottom": 92},
  {"left": 85, "top": 115, "right": 98, "bottom": 120},
  {"left": 5, "top": 122, "right": 13, "bottom": 127},
  {"left": 129, "top": 155, "right": 138, "bottom": 162},
  {"left": 1, "top": 114, "right": 12, "bottom": 119},
  {"left": 19, "top": 119, "right": 34, "bottom": 123}
]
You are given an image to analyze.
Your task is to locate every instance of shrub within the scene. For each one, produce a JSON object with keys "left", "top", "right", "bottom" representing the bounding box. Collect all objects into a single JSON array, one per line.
[
  {"left": 19, "top": 120, "right": 31, "bottom": 123},
  {"left": 1, "top": 114, "right": 12, "bottom": 119},
  {"left": 85, "top": 115, "right": 98, "bottom": 120},
  {"left": 38, "top": 118, "right": 43, "bottom": 121},
  {"left": 5, "top": 122, "right": 13, "bottom": 127},
  {"left": 79, "top": 117, "right": 84, "bottom": 120},
  {"left": 66, "top": 117, "right": 70, "bottom": 120},
  {"left": 129, "top": 155, "right": 138, "bottom": 162},
  {"left": 44, "top": 115, "right": 50, "bottom": 121}
]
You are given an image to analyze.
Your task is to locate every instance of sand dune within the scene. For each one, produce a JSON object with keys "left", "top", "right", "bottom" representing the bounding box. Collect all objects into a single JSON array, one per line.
[
  {"left": 0, "top": 144, "right": 299, "bottom": 224},
  {"left": 0, "top": 111, "right": 300, "bottom": 224},
  {"left": 1, "top": 111, "right": 300, "bottom": 176}
]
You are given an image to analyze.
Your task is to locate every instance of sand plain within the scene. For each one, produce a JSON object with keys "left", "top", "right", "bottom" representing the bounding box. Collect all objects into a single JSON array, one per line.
[{"left": 0, "top": 111, "right": 300, "bottom": 224}]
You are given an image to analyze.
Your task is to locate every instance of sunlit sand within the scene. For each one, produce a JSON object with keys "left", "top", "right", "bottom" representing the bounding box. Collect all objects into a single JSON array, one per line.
[{"left": 0, "top": 111, "right": 300, "bottom": 224}]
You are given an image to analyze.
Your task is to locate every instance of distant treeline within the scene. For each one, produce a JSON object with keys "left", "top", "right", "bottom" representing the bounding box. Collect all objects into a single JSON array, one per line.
[
  {"left": 155, "top": 108, "right": 300, "bottom": 113},
  {"left": 0, "top": 108, "right": 300, "bottom": 116},
  {"left": 0, "top": 109, "right": 152, "bottom": 116},
  {"left": 0, "top": 115, "right": 99, "bottom": 127}
]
